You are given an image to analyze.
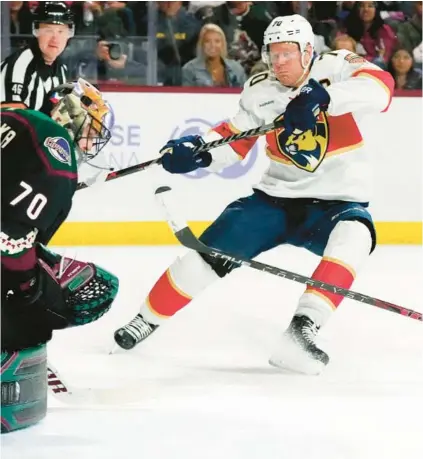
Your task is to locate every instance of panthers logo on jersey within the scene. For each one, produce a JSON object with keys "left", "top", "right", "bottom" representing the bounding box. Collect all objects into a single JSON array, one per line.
[{"left": 276, "top": 112, "right": 329, "bottom": 172}]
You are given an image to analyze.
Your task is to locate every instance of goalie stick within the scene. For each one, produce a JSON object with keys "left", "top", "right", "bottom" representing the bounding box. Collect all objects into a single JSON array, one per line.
[
  {"left": 155, "top": 186, "right": 422, "bottom": 323},
  {"left": 47, "top": 362, "right": 79, "bottom": 401},
  {"left": 76, "top": 119, "right": 284, "bottom": 191},
  {"left": 47, "top": 362, "right": 148, "bottom": 406}
]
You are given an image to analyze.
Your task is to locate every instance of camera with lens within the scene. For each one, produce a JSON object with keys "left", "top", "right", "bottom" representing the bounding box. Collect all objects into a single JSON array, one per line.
[{"left": 106, "top": 42, "right": 122, "bottom": 60}]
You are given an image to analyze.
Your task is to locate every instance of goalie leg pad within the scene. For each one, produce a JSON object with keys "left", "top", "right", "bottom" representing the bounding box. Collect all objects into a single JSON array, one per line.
[{"left": 1, "top": 345, "right": 47, "bottom": 433}]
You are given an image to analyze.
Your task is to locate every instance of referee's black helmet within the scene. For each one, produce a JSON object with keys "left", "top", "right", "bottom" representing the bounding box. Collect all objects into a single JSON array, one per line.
[{"left": 33, "top": 2, "right": 75, "bottom": 37}]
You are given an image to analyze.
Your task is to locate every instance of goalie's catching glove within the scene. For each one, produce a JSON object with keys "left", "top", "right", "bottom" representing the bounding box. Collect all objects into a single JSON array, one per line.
[
  {"left": 2, "top": 246, "right": 119, "bottom": 351},
  {"left": 36, "top": 245, "right": 119, "bottom": 327}
]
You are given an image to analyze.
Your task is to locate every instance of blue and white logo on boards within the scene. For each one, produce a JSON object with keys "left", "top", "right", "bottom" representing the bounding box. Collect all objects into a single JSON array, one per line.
[
  {"left": 44, "top": 137, "right": 72, "bottom": 166},
  {"left": 169, "top": 118, "right": 259, "bottom": 180}
]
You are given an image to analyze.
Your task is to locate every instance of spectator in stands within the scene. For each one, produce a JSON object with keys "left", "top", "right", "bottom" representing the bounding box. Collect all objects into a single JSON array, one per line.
[
  {"left": 337, "top": 2, "right": 356, "bottom": 22},
  {"left": 310, "top": 1, "right": 340, "bottom": 51},
  {"left": 70, "top": 35, "right": 147, "bottom": 85},
  {"left": 97, "top": 1, "right": 136, "bottom": 38},
  {"left": 71, "top": 1, "right": 103, "bottom": 35},
  {"left": 189, "top": 2, "right": 226, "bottom": 17},
  {"left": 396, "top": 1, "right": 418, "bottom": 18},
  {"left": 9, "top": 1, "right": 33, "bottom": 35},
  {"left": 249, "top": 59, "right": 267, "bottom": 76},
  {"left": 182, "top": 23, "right": 246, "bottom": 87},
  {"left": 209, "top": 0, "right": 273, "bottom": 49},
  {"left": 290, "top": 2, "right": 331, "bottom": 54},
  {"left": 9, "top": 1, "right": 34, "bottom": 50},
  {"left": 387, "top": 47, "right": 422, "bottom": 89},
  {"left": 332, "top": 34, "right": 357, "bottom": 52},
  {"left": 343, "top": 1, "right": 397, "bottom": 68},
  {"left": 396, "top": 1, "right": 422, "bottom": 60},
  {"left": 413, "top": 41, "right": 422, "bottom": 66},
  {"left": 204, "top": 2, "right": 273, "bottom": 74},
  {"left": 147, "top": 1, "right": 202, "bottom": 85}
]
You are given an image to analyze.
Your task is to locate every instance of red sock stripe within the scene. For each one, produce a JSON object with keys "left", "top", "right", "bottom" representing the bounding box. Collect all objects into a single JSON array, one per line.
[
  {"left": 147, "top": 269, "right": 192, "bottom": 318},
  {"left": 306, "top": 258, "right": 355, "bottom": 309},
  {"left": 213, "top": 122, "right": 258, "bottom": 158}
]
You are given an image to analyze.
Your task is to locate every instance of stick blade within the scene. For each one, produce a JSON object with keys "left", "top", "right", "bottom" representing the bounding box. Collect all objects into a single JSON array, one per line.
[
  {"left": 155, "top": 185, "right": 189, "bottom": 236},
  {"left": 155, "top": 185, "right": 172, "bottom": 195}
]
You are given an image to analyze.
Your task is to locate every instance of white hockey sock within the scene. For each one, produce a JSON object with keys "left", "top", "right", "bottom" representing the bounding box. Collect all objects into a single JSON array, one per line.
[
  {"left": 139, "top": 251, "right": 219, "bottom": 326},
  {"left": 295, "top": 220, "right": 373, "bottom": 327}
]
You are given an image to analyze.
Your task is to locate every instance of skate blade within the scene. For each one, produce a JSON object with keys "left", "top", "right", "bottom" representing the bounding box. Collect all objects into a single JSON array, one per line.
[{"left": 269, "top": 335, "right": 326, "bottom": 376}]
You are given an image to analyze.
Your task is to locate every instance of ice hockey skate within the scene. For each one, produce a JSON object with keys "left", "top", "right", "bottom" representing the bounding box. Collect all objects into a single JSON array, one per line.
[
  {"left": 269, "top": 315, "right": 329, "bottom": 375},
  {"left": 114, "top": 314, "right": 158, "bottom": 350}
]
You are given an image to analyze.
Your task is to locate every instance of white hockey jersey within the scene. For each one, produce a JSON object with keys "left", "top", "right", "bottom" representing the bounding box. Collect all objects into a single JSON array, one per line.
[{"left": 203, "top": 49, "right": 394, "bottom": 202}]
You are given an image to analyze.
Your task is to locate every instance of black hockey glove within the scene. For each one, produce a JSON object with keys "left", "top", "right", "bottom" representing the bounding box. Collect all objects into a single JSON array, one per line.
[
  {"left": 160, "top": 135, "right": 212, "bottom": 174},
  {"left": 1, "top": 263, "right": 69, "bottom": 351},
  {"left": 282, "top": 79, "right": 330, "bottom": 135}
]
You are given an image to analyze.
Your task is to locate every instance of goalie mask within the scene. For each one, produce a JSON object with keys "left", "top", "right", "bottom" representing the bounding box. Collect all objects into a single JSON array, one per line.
[{"left": 50, "top": 78, "right": 114, "bottom": 164}]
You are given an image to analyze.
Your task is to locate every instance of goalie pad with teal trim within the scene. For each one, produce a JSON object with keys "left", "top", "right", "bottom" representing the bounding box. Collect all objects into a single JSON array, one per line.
[{"left": 1, "top": 345, "right": 47, "bottom": 433}]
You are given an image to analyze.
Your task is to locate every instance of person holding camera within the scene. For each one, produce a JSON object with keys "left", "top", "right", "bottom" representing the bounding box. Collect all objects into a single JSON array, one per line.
[
  {"left": 71, "top": 35, "right": 147, "bottom": 85},
  {"left": 1, "top": 1, "right": 72, "bottom": 113}
]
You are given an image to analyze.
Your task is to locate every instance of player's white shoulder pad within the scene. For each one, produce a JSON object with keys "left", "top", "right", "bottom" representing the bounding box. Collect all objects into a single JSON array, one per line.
[
  {"left": 310, "top": 50, "right": 347, "bottom": 82},
  {"left": 240, "top": 71, "right": 278, "bottom": 111},
  {"left": 311, "top": 49, "right": 378, "bottom": 84}
]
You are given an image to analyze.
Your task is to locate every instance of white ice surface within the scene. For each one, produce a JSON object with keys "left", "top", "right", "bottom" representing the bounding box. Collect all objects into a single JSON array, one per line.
[{"left": 2, "top": 245, "right": 422, "bottom": 459}]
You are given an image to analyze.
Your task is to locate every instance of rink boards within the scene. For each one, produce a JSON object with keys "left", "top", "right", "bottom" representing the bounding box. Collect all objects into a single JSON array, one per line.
[{"left": 52, "top": 91, "right": 422, "bottom": 246}]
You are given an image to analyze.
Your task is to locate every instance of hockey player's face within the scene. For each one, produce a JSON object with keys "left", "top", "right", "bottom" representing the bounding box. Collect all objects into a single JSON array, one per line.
[
  {"left": 37, "top": 24, "right": 70, "bottom": 63},
  {"left": 269, "top": 42, "right": 304, "bottom": 86},
  {"left": 78, "top": 123, "right": 98, "bottom": 155}
]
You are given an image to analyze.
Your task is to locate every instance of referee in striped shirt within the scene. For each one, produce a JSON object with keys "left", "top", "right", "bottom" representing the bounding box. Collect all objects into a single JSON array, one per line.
[{"left": 1, "top": 2, "right": 74, "bottom": 113}]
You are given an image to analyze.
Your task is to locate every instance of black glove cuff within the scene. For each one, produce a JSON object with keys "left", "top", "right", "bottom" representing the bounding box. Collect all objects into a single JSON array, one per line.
[{"left": 200, "top": 150, "right": 213, "bottom": 168}]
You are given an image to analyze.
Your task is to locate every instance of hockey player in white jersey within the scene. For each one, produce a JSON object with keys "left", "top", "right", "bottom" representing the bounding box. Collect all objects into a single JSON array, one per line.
[{"left": 114, "top": 15, "right": 394, "bottom": 374}]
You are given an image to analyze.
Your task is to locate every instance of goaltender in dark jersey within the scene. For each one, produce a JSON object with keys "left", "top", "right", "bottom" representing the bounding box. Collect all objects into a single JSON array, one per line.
[{"left": 1, "top": 108, "right": 78, "bottom": 254}]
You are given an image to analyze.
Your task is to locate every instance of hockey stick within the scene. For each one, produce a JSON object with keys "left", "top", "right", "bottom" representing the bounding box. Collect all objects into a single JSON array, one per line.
[
  {"left": 47, "top": 362, "right": 76, "bottom": 399},
  {"left": 47, "top": 362, "right": 148, "bottom": 406},
  {"left": 76, "top": 158, "right": 160, "bottom": 191},
  {"left": 76, "top": 119, "right": 283, "bottom": 191},
  {"left": 155, "top": 186, "right": 422, "bottom": 323}
]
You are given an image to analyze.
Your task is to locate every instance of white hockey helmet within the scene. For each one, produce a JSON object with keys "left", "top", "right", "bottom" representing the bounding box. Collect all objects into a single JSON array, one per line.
[{"left": 262, "top": 15, "right": 315, "bottom": 68}]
